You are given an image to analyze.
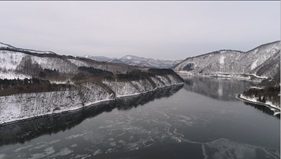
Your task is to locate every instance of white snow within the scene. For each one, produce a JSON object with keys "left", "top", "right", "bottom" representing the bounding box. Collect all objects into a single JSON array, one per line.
[
  {"left": 248, "top": 73, "right": 268, "bottom": 79},
  {"left": 219, "top": 56, "right": 225, "bottom": 65},
  {"left": 0, "top": 71, "right": 30, "bottom": 79},
  {"left": 0, "top": 51, "right": 25, "bottom": 71},
  {"left": 0, "top": 75, "right": 183, "bottom": 125},
  {"left": 174, "top": 41, "right": 280, "bottom": 80},
  {"left": 0, "top": 89, "right": 111, "bottom": 125},
  {"left": 68, "top": 59, "right": 89, "bottom": 67},
  {"left": 22, "top": 50, "right": 54, "bottom": 54},
  {"left": 0, "top": 103, "right": 21, "bottom": 121},
  {"left": 118, "top": 55, "right": 181, "bottom": 68},
  {"left": 238, "top": 94, "right": 280, "bottom": 112},
  {"left": 251, "top": 60, "right": 258, "bottom": 70},
  {"left": 0, "top": 50, "right": 79, "bottom": 74},
  {"left": 31, "top": 56, "right": 77, "bottom": 73}
]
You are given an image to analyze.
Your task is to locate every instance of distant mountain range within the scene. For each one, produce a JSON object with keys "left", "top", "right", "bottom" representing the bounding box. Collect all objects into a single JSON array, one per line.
[
  {"left": 86, "top": 55, "right": 182, "bottom": 69},
  {"left": 85, "top": 55, "right": 114, "bottom": 62},
  {"left": 1, "top": 41, "right": 279, "bottom": 82},
  {"left": 0, "top": 40, "right": 280, "bottom": 123},
  {"left": 173, "top": 41, "right": 280, "bottom": 82},
  {"left": 173, "top": 40, "right": 280, "bottom": 111},
  {"left": 0, "top": 42, "right": 140, "bottom": 80}
]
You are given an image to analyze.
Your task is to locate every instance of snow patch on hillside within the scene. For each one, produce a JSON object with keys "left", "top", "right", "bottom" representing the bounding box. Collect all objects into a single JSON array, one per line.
[
  {"left": 68, "top": 59, "right": 89, "bottom": 67},
  {"left": 112, "top": 55, "right": 182, "bottom": 68},
  {"left": 31, "top": 56, "right": 77, "bottom": 73},
  {"left": 219, "top": 56, "right": 225, "bottom": 65},
  {"left": 0, "top": 72, "right": 30, "bottom": 79},
  {"left": 251, "top": 60, "right": 258, "bottom": 70},
  {"left": 125, "top": 56, "right": 132, "bottom": 59},
  {"left": 174, "top": 41, "right": 280, "bottom": 80},
  {"left": 0, "top": 51, "right": 25, "bottom": 71}
]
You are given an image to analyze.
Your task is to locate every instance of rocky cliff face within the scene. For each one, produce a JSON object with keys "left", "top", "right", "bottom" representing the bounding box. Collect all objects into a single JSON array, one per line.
[
  {"left": 173, "top": 41, "right": 280, "bottom": 81},
  {"left": 0, "top": 74, "right": 183, "bottom": 125}
]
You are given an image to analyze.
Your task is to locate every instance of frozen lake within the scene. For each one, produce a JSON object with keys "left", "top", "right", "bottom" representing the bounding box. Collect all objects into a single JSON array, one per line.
[{"left": 0, "top": 77, "right": 279, "bottom": 159}]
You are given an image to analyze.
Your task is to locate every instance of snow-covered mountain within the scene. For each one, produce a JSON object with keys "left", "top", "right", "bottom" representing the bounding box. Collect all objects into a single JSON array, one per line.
[
  {"left": 85, "top": 55, "right": 182, "bottom": 69},
  {"left": 0, "top": 42, "right": 55, "bottom": 54},
  {"left": 173, "top": 41, "right": 280, "bottom": 81},
  {"left": 0, "top": 42, "right": 184, "bottom": 125},
  {"left": 85, "top": 55, "right": 114, "bottom": 62},
  {"left": 111, "top": 55, "right": 182, "bottom": 69},
  {"left": 0, "top": 74, "right": 183, "bottom": 125},
  {"left": 0, "top": 42, "right": 136, "bottom": 79}
]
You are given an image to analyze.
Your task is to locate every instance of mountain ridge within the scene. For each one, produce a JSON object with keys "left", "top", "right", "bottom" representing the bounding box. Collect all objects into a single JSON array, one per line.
[
  {"left": 86, "top": 54, "right": 183, "bottom": 69},
  {"left": 0, "top": 42, "right": 184, "bottom": 125},
  {"left": 173, "top": 40, "right": 280, "bottom": 82}
]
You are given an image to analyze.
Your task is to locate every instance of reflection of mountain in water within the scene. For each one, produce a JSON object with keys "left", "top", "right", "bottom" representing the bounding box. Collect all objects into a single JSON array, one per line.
[
  {"left": 243, "top": 102, "right": 280, "bottom": 119},
  {"left": 184, "top": 77, "right": 279, "bottom": 118},
  {"left": 184, "top": 77, "right": 252, "bottom": 101},
  {"left": 0, "top": 85, "right": 182, "bottom": 146}
]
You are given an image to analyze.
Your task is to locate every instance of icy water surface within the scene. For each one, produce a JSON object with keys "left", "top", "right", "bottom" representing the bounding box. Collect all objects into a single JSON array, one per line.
[{"left": 0, "top": 77, "right": 279, "bottom": 159}]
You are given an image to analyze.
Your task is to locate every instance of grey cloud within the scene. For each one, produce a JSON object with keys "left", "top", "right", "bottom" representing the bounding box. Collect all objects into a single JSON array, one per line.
[{"left": 0, "top": 1, "right": 279, "bottom": 60}]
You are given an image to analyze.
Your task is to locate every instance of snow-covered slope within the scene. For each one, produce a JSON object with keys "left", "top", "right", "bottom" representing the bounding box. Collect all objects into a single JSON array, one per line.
[
  {"left": 0, "top": 43, "right": 136, "bottom": 78},
  {"left": 0, "top": 75, "right": 183, "bottom": 125},
  {"left": 0, "top": 85, "right": 183, "bottom": 146},
  {"left": 0, "top": 42, "right": 55, "bottom": 54},
  {"left": 0, "top": 49, "right": 78, "bottom": 77},
  {"left": 173, "top": 41, "right": 280, "bottom": 80},
  {"left": 0, "top": 42, "right": 184, "bottom": 125},
  {"left": 91, "top": 55, "right": 182, "bottom": 69},
  {"left": 85, "top": 55, "right": 114, "bottom": 62},
  {"left": 84, "top": 55, "right": 182, "bottom": 69}
]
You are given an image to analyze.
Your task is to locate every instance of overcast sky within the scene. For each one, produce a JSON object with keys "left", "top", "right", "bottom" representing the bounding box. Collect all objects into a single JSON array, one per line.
[{"left": 0, "top": 1, "right": 279, "bottom": 60}]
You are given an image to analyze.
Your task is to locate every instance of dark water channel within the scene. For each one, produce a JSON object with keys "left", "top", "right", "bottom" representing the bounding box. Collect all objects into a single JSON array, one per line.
[{"left": 0, "top": 77, "right": 279, "bottom": 159}]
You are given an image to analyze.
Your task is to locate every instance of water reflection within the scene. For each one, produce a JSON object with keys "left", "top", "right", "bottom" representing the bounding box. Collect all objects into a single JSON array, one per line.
[
  {"left": 244, "top": 102, "right": 280, "bottom": 118},
  {"left": 0, "top": 85, "right": 183, "bottom": 146},
  {"left": 0, "top": 79, "right": 279, "bottom": 159},
  {"left": 183, "top": 76, "right": 279, "bottom": 118},
  {"left": 184, "top": 76, "right": 252, "bottom": 101}
]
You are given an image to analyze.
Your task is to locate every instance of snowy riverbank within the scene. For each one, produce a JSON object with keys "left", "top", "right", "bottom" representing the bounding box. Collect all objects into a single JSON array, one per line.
[
  {"left": 177, "top": 71, "right": 267, "bottom": 82},
  {"left": 236, "top": 94, "right": 280, "bottom": 115},
  {"left": 0, "top": 75, "right": 183, "bottom": 125}
]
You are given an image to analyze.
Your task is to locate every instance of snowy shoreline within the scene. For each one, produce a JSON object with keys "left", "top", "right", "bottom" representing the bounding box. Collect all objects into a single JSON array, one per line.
[
  {"left": 177, "top": 71, "right": 267, "bottom": 82},
  {"left": 0, "top": 83, "right": 183, "bottom": 126},
  {"left": 236, "top": 94, "right": 280, "bottom": 114}
]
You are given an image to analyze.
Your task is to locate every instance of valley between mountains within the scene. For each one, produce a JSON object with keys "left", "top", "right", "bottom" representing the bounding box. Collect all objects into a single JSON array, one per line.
[{"left": 0, "top": 41, "right": 280, "bottom": 125}]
